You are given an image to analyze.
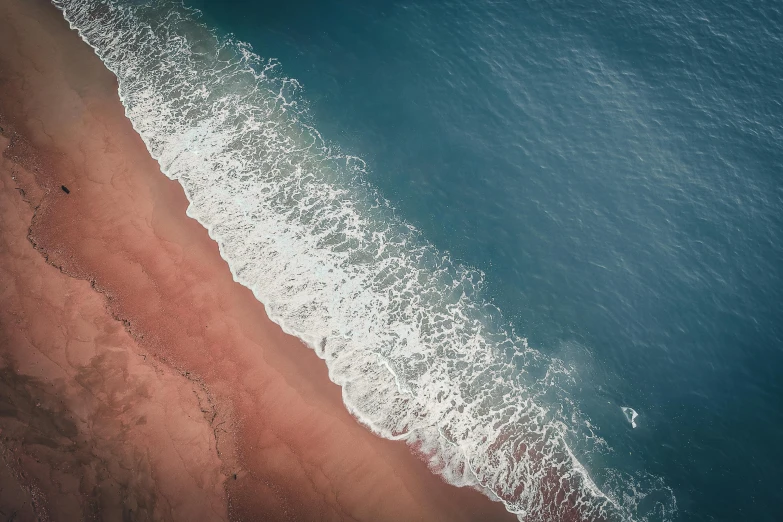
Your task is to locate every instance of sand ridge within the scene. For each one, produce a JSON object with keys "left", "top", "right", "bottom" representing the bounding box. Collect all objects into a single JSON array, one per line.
[{"left": 0, "top": 0, "right": 515, "bottom": 520}]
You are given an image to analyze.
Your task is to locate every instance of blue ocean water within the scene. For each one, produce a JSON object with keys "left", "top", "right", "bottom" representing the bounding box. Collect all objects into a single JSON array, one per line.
[
  {"left": 57, "top": 0, "right": 782, "bottom": 519},
  {"left": 186, "top": 1, "right": 783, "bottom": 519}
]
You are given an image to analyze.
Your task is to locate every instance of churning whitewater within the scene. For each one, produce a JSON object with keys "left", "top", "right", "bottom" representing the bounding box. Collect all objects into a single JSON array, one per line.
[{"left": 53, "top": 0, "right": 676, "bottom": 520}]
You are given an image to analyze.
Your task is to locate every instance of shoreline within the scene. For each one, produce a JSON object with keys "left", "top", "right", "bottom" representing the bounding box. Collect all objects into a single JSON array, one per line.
[{"left": 0, "top": 0, "right": 517, "bottom": 520}]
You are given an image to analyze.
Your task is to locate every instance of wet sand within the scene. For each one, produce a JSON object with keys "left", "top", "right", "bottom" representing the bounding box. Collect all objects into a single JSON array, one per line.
[{"left": 0, "top": 0, "right": 517, "bottom": 520}]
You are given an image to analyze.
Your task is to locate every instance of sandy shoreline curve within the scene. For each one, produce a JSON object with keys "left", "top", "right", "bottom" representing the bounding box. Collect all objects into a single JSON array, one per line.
[{"left": 0, "top": 0, "right": 517, "bottom": 520}]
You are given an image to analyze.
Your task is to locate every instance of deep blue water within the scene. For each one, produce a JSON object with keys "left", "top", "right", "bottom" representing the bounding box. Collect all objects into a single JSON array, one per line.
[{"left": 185, "top": 1, "right": 783, "bottom": 520}]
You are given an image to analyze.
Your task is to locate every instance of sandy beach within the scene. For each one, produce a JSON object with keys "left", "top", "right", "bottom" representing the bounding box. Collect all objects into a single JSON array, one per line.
[{"left": 0, "top": 0, "right": 516, "bottom": 520}]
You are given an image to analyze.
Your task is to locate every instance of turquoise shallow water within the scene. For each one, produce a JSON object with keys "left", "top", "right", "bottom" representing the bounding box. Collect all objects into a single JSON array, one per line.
[{"left": 58, "top": 0, "right": 782, "bottom": 519}]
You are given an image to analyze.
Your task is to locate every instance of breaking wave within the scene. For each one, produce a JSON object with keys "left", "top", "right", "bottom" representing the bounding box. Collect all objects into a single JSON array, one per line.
[{"left": 52, "top": 0, "right": 676, "bottom": 519}]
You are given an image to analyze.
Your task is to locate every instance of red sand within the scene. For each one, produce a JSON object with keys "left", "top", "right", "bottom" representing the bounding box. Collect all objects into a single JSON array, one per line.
[{"left": 0, "top": 0, "right": 517, "bottom": 520}]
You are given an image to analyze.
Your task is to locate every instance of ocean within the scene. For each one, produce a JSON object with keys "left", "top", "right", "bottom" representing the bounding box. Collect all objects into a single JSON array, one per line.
[{"left": 53, "top": 0, "right": 782, "bottom": 520}]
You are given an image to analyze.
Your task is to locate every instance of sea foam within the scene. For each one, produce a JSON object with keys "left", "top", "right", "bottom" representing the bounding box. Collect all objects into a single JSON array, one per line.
[
  {"left": 622, "top": 407, "right": 639, "bottom": 429},
  {"left": 52, "top": 0, "right": 674, "bottom": 519}
]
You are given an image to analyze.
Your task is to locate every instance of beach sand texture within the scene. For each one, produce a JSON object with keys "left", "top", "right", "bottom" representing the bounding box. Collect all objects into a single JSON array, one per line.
[{"left": 0, "top": 0, "right": 516, "bottom": 520}]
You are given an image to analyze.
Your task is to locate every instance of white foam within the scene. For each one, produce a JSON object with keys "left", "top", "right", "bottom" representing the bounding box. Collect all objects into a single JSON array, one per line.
[
  {"left": 51, "top": 1, "right": 675, "bottom": 519},
  {"left": 622, "top": 407, "right": 639, "bottom": 429}
]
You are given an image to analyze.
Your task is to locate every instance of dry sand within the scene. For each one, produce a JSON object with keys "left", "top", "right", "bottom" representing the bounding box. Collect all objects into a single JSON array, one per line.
[{"left": 0, "top": 0, "right": 517, "bottom": 520}]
